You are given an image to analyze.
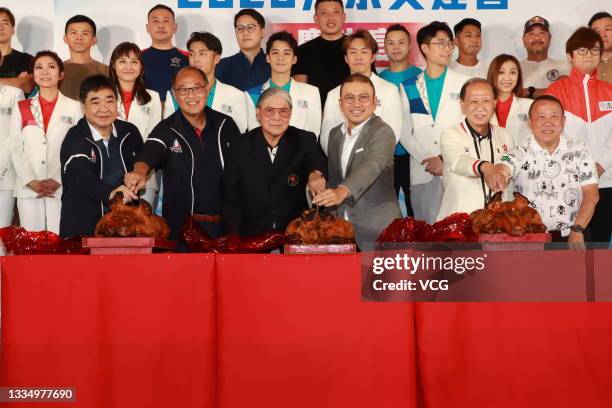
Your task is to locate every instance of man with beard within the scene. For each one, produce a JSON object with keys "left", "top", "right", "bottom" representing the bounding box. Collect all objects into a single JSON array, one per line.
[{"left": 519, "top": 16, "right": 570, "bottom": 99}]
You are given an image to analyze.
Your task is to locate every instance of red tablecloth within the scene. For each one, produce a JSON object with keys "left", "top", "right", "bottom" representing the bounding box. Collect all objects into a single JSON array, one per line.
[
  {"left": 2, "top": 253, "right": 612, "bottom": 407},
  {"left": 1, "top": 255, "right": 217, "bottom": 408}
]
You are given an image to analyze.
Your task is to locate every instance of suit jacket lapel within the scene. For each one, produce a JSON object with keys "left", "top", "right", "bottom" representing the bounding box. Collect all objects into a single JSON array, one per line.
[
  {"left": 436, "top": 69, "right": 451, "bottom": 123},
  {"left": 44, "top": 93, "right": 65, "bottom": 134},
  {"left": 252, "top": 129, "right": 274, "bottom": 171},
  {"left": 271, "top": 128, "right": 296, "bottom": 171},
  {"left": 345, "top": 115, "right": 376, "bottom": 175}
]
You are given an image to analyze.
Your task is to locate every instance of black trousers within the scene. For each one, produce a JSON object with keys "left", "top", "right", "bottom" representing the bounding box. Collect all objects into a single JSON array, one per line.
[
  {"left": 589, "top": 187, "right": 612, "bottom": 243},
  {"left": 394, "top": 154, "right": 414, "bottom": 217}
]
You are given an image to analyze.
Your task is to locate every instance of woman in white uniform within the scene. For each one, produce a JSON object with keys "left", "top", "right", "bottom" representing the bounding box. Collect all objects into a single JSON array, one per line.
[
  {"left": 109, "top": 42, "right": 163, "bottom": 206},
  {"left": 487, "top": 54, "right": 533, "bottom": 146},
  {"left": 10, "top": 51, "right": 82, "bottom": 233},
  {"left": 0, "top": 84, "right": 24, "bottom": 227}
]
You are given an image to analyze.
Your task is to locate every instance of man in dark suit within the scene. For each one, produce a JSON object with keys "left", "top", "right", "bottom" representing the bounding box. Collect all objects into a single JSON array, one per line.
[
  {"left": 313, "top": 74, "right": 401, "bottom": 246},
  {"left": 223, "top": 87, "right": 327, "bottom": 237}
]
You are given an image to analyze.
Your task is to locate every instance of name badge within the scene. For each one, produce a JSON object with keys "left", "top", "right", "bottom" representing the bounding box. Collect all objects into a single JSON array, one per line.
[{"left": 599, "top": 101, "right": 612, "bottom": 111}]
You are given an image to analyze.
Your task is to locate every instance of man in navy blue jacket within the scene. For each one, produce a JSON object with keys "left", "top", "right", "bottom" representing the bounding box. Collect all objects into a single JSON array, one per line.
[
  {"left": 60, "top": 75, "right": 143, "bottom": 238},
  {"left": 124, "top": 66, "right": 242, "bottom": 241}
]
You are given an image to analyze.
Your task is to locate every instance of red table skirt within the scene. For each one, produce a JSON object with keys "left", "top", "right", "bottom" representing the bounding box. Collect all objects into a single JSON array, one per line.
[{"left": 2, "top": 254, "right": 612, "bottom": 408}]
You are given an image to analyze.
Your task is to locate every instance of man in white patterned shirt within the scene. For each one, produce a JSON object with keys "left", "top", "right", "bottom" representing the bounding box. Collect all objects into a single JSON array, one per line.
[{"left": 488, "top": 95, "right": 599, "bottom": 245}]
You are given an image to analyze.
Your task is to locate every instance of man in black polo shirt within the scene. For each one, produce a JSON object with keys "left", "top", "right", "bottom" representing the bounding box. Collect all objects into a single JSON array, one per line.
[
  {"left": 124, "top": 66, "right": 242, "bottom": 241},
  {"left": 0, "top": 7, "right": 34, "bottom": 94},
  {"left": 292, "top": 0, "right": 349, "bottom": 106}
]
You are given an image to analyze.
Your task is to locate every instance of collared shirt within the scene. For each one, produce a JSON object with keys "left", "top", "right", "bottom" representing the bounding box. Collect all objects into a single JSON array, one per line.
[
  {"left": 207, "top": 80, "right": 217, "bottom": 107},
  {"left": 340, "top": 116, "right": 372, "bottom": 177},
  {"left": 120, "top": 90, "right": 133, "bottom": 120},
  {"left": 246, "top": 79, "right": 291, "bottom": 106},
  {"left": 424, "top": 67, "right": 448, "bottom": 120},
  {"left": 495, "top": 94, "right": 514, "bottom": 128},
  {"left": 39, "top": 95, "right": 58, "bottom": 133},
  {"left": 379, "top": 66, "right": 423, "bottom": 86},
  {"left": 88, "top": 122, "right": 123, "bottom": 204},
  {"left": 216, "top": 49, "right": 271, "bottom": 92},
  {"left": 380, "top": 66, "right": 422, "bottom": 156},
  {"left": 501, "top": 135, "right": 598, "bottom": 236}
]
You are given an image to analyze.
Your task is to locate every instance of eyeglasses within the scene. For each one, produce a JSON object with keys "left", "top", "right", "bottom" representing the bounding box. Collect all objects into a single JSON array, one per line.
[
  {"left": 235, "top": 24, "right": 259, "bottom": 34},
  {"left": 426, "top": 40, "right": 454, "bottom": 49},
  {"left": 341, "top": 93, "right": 372, "bottom": 104},
  {"left": 174, "top": 85, "right": 206, "bottom": 96},
  {"left": 262, "top": 107, "right": 291, "bottom": 118},
  {"left": 574, "top": 47, "right": 602, "bottom": 56}
]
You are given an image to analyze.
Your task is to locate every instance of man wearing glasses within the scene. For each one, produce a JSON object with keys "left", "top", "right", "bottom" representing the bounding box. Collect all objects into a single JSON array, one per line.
[
  {"left": 313, "top": 74, "right": 401, "bottom": 247},
  {"left": 320, "top": 29, "right": 404, "bottom": 154},
  {"left": 401, "top": 21, "right": 469, "bottom": 224},
  {"left": 546, "top": 27, "right": 612, "bottom": 243},
  {"left": 124, "top": 66, "right": 242, "bottom": 242},
  {"left": 216, "top": 9, "right": 271, "bottom": 92}
]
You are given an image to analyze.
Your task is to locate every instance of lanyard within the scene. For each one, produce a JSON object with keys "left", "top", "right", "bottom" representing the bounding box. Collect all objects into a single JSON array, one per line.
[{"left": 463, "top": 121, "right": 495, "bottom": 206}]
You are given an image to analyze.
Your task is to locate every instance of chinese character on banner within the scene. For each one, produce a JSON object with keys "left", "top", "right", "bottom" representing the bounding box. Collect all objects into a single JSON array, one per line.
[
  {"left": 476, "top": 0, "right": 508, "bottom": 9},
  {"left": 369, "top": 27, "right": 389, "bottom": 63},
  {"left": 432, "top": 0, "right": 467, "bottom": 9},
  {"left": 389, "top": 0, "right": 424, "bottom": 10},
  {"left": 346, "top": 0, "right": 381, "bottom": 10},
  {"left": 298, "top": 28, "right": 321, "bottom": 44}
]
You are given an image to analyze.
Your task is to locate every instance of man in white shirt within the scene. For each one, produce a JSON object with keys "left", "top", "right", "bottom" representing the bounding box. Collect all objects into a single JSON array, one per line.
[
  {"left": 520, "top": 16, "right": 570, "bottom": 98},
  {"left": 450, "top": 18, "right": 487, "bottom": 79},
  {"left": 487, "top": 95, "right": 599, "bottom": 246},
  {"left": 313, "top": 74, "right": 400, "bottom": 246},
  {"left": 320, "top": 29, "right": 404, "bottom": 154},
  {"left": 438, "top": 78, "right": 514, "bottom": 220}
]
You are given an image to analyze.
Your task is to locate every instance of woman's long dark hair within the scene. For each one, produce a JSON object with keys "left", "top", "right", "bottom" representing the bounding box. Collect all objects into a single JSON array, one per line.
[{"left": 109, "top": 42, "right": 151, "bottom": 105}]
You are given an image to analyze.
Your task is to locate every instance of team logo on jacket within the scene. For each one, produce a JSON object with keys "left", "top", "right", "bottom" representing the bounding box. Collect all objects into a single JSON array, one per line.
[
  {"left": 89, "top": 148, "right": 97, "bottom": 163},
  {"left": 221, "top": 104, "right": 233, "bottom": 114},
  {"left": 450, "top": 92, "right": 460, "bottom": 100},
  {"left": 297, "top": 100, "right": 308, "bottom": 109},
  {"left": 600, "top": 101, "right": 612, "bottom": 111},
  {"left": 546, "top": 69, "right": 560, "bottom": 82},
  {"left": 518, "top": 113, "right": 528, "bottom": 121},
  {"left": 170, "top": 139, "right": 183, "bottom": 153},
  {"left": 61, "top": 115, "right": 74, "bottom": 125},
  {"left": 0, "top": 106, "right": 12, "bottom": 115},
  {"left": 170, "top": 57, "right": 182, "bottom": 68},
  {"left": 288, "top": 174, "right": 299, "bottom": 187},
  {"left": 141, "top": 106, "right": 151, "bottom": 115}
]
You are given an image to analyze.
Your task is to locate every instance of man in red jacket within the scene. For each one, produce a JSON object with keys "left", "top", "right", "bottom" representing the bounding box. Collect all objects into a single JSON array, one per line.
[{"left": 546, "top": 27, "right": 612, "bottom": 243}]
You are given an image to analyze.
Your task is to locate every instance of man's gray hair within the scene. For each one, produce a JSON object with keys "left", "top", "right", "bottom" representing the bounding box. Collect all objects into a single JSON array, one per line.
[{"left": 256, "top": 87, "right": 293, "bottom": 109}]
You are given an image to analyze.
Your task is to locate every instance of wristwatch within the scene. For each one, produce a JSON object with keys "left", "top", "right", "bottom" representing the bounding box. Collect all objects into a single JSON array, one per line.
[
  {"left": 527, "top": 86, "right": 536, "bottom": 99},
  {"left": 569, "top": 224, "right": 585, "bottom": 233}
]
